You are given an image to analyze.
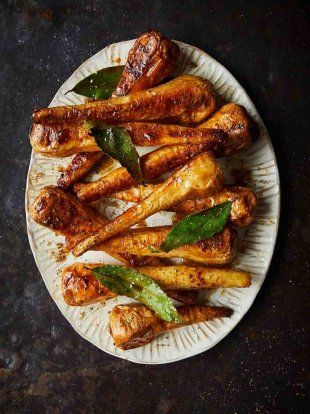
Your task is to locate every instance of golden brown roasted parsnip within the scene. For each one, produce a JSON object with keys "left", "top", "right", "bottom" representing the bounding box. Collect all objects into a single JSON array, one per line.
[
  {"left": 29, "top": 122, "right": 99, "bottom": 157},
  {"left": 62, "top": 263, "right": 200, "bottom": 306},
  {"left": 30, "top": 187, "right": 236, "bottom": 264},
  {"left": 58, "top": 32, "right": 178, "bottom": 188},
  {"left": 73, "top": 152, "right": 224, "bottom": 256},
  {"left": 57, "top": 152, "right": 103, "bottom": 189},
  {"left": 28, "top": 186, "right": 159, "bottom": 266},
  {"left": 111, "top": 185, "right": 257, "bottom": 227},
  {"left": 62, "top": 263, "right": 250, "bottom": 305},
  {"left": 62, "top": 263, "right": 117, "bottom": 305},
  {"left": 109, "top": 304, "right": 232, "bottom": 349},
  {"left": 73, "top": 143, "right": 213, "bottom": 203},
  {"left": 30, "top": 104, "right": 254, "bottom": 157},
  {"left": 33, "top": 75, "right": 216, "bottom": 125},
  {"left": 135, "top": 265, "right": 251, "bottom": 290},
  {"left": 30, "top": 186, "right": 107, "bottom": 251},
  {"left": 198, "top": 103, "right": 257, "bottom": 153},
  {"left": 173, "top": 186, "right": 257, "bottom": 227},
  {"left": 122, "top": 122, "right": 225, "bottom": 148},
  {"left": 99, "top": 226, "right": 236, "bottom": 265},
  {"left": 113, "top": 30, "right": 180, "bottom": 97}
]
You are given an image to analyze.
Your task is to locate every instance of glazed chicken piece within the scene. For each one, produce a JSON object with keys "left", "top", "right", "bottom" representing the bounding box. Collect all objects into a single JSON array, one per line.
[
  {"left": 73, "top": 143, "right": 217, "bottom": 203},
  {"left": 33, "top": 75, "right": 216, "bottom": 125},
  {"left": 62, "top": 263, "right": 200, "bottom": 306},
  {"left": 111, "top": 185, "right": 257, "bottom": 227},
  {"left": 109, "top": 304, "right": 232, "bottom": 350},
  {"left": 62, "top": 262, "right": 250, "bottom": 306},
  {"left": 113, "top": 30, "right": 180, "bottom": 97},
  {"left": 30, "top": 186, "right": 236, "bottom": 264},
  {"left": 73, "top": 152, "right": 223, "bottom": 256}
]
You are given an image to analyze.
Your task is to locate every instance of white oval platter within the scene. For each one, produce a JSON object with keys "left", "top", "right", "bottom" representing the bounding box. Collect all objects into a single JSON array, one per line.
[{"left": 26, "top": 39, "right": 280, "bottom": 364}]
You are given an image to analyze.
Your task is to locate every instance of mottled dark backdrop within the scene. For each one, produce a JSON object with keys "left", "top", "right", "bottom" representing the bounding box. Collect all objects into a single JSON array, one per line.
[{"left": 0, "top": 1, "right": 309, "bottom": 413}]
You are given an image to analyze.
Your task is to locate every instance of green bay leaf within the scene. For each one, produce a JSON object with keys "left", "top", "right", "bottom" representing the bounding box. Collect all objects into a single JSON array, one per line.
[
  {"left": 68, "top": 65, "right": 124, "bottom": 99},
  {"left": 160, "top": 201, "right": 232, "bottom": 252},
  {"left": 91, "top": 126, "right": 142, "bottom": 181},
  {"left": 91, "top": 265, "right": 183, "bottom": 323}
]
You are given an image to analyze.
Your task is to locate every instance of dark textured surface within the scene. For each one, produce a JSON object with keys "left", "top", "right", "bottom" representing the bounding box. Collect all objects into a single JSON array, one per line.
[{"left": 0, "top": 1, "right": 309, "bottom": 413}]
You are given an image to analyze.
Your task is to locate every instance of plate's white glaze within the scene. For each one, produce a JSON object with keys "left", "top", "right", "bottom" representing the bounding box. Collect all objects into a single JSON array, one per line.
[{"left": 25, "top": 40, "right": 280, "bottom": 364}]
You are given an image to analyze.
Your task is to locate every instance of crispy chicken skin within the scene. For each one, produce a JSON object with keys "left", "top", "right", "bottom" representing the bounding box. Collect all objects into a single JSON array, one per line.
[
  {"left": 101, "top": 225, "right": 236, "bottom": 265},
  {"left": 109, "top": 304, "right": 232, "bottom": 350},
  {"left": 57, "top": 152, "right": 102, "bottom": 189},
  {"left": 73, "top": 143, "right": 215, "bottom": 203},
  {"left": 62, "top": 263, "right": 250, "bottom": 305},
  {"left": 113, "top": 30, "right": 180, "bottom": 97},
  {"left": 62, "top": 263, "right": 200, "bottom": 306},
  {"left": 198, "top": 103, "right": 258, "bottom": 151},
  {"left": 33, "top": 75, "right": 216, "bottom": 125},
  {"left": 73, "top": 152, "right": 224, "bottom": 256},
  {"left": 30, "top": 186, "right": 236, "bottom": 264},
  {"left": 112, "top": 185, "right": 257, "bottom": 227},
  {"left": 29, "top": 122, "right": 99, "bottom": 157}
]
